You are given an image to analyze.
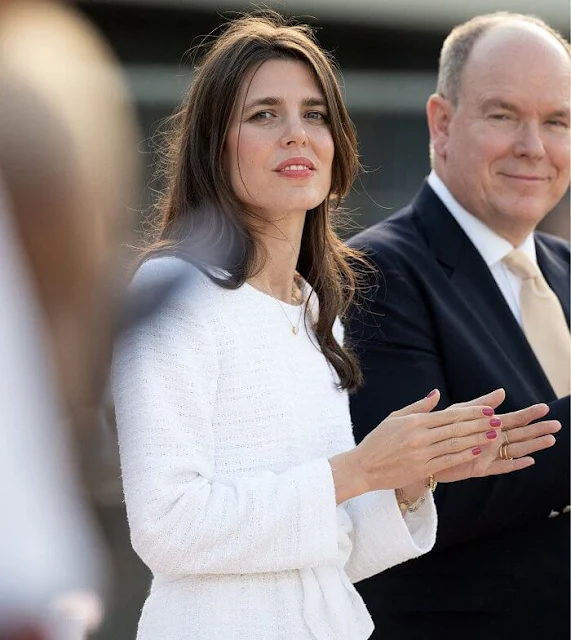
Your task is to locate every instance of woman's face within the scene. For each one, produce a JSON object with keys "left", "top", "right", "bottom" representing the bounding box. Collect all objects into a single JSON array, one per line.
[{"left": 225, "top": 58, "right": 334, "bottom": 221}]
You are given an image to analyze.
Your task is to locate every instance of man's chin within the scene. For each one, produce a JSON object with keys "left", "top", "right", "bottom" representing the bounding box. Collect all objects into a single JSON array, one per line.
[{"left": 498, "top": 197, "right": 552, "bottom": 224}]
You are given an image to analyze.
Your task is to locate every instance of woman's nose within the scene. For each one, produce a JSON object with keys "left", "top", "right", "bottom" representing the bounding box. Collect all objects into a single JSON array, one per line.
[{"left": 280, "top": 117, "right": 308, "bottom": 147}]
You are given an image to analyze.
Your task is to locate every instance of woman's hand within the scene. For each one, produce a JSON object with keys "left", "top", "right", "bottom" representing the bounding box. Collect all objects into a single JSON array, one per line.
[
  {"left": 330, "top": 388, "right": 505, "bottom": 504},
  {"left": 433, "top": 401, "right": 560, "bottom": 483}
]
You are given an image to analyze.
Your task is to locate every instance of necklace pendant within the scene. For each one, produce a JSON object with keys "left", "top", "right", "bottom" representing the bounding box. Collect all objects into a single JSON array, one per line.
[{"left": 292, "top": 326, "right": 299, "bottom": 335}]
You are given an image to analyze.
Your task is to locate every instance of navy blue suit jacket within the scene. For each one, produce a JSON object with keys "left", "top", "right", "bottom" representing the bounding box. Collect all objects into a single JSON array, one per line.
[{"left": 347, "top": 182, "right": 570, "bottom": 638}]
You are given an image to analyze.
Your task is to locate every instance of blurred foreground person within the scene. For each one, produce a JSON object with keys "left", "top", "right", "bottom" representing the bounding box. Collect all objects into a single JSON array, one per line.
[
  {"left": 348, "top": 13, "right": 570, "bottom": 640},
  {"left": 0, "top": 1, "right": 138, "bottom": 638},
  {"left": 112, "top": 13, "right": 560, "bottom": 640}
]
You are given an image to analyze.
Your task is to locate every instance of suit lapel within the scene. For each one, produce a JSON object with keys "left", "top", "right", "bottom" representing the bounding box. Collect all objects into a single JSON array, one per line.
[{"left": 411, "top": 183, "right": 556, "bottom": 399}]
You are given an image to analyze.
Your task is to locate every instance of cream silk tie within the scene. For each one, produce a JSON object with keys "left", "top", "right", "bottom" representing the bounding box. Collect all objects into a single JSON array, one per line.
[{"left": 503, "top": 249, "right": 571, "bottom": 398}]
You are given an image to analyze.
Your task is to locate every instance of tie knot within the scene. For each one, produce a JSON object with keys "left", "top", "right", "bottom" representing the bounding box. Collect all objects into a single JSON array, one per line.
[{"left": 503, "top": 250, "right": 540, "bottom": 280}]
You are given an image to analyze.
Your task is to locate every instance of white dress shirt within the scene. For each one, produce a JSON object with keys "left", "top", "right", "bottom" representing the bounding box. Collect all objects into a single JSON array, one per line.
[{"left": 428, "top": 170, "right": 537, "bottom": 327}]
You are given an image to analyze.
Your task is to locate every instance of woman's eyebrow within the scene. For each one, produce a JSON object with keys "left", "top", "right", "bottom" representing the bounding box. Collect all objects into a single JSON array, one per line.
[
  {"left": 243, "top": 96, "right": 281, "bottom": 111},
  {"left": 243, "top": 96, "right": 327, "bottom": 111}
]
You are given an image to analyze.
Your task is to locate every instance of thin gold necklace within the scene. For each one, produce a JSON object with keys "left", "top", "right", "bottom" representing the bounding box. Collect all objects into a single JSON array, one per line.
[
  {"left": 249, "top": 276, "right": 306, "bottom": 335},
  {"left": 274, "top": 286, "right": 305, "bottom": 335}
]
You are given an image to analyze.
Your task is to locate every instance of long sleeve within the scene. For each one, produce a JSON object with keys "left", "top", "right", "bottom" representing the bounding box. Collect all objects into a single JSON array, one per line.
[
  {"left": 343, "top": 489, "right": 437, "bottom": 584},
  {"left": 113, "top": 259, "right": 340, "bottom": 577},
  {"left": 327, "top": 318, "right": 437, "bottom": 584}
]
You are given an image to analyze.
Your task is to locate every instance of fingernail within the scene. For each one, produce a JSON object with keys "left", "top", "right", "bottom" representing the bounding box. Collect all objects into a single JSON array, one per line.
[
  {"left": 472, "top": 447, "right": 482, "bottom": 455},
  {"left": 426, "top": 389, "right": 438, "bottom": 398},
  {"left": 489, "top": 418, "right": 502, "bottom": 427},
  {"left": 482, "top": 408, "right": 494, "bottom": 416},
  {"left": 485, "top": 430, "right": 498, "bottom": 440}
]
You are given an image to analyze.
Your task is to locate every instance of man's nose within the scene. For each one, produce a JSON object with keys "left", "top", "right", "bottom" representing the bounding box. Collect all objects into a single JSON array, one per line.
[{"left": 513, "top": 121, "right": 546, "bottom": 159}]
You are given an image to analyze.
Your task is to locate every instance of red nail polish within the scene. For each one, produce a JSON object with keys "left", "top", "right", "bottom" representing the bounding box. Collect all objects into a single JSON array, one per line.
[
  {"left": 482, "top": 408, "right": 494, "bottom": 416},
  {"left": 427, "top": 389, "right": 438, "bottom": 398},
  {"left": 489, "top": 418, "right": 502, "bottom": 427},
  {"left": 486, "top": 430, "right": 498, "bottom": 440},
  {"left": 472, "top": 447, "right": 482, "bottom": 455}
]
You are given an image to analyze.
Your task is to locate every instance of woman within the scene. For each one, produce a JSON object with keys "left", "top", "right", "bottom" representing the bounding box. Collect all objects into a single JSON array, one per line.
[{"left": 113, "top": 13, "right": 560, "bottom": 640}]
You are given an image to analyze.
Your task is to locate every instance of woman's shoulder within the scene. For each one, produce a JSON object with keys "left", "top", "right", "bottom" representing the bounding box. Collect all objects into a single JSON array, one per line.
[
  {"left": 132, "top": 255, "right": 208, "bottom": 288},
  {"left": 128, "top": 255, "right": 226, "bottom": 327},
  {"left": 133, "top": 255, "right": 224, "bottom": 300}
]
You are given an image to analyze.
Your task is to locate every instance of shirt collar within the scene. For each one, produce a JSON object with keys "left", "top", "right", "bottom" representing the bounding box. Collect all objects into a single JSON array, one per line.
[{"left": 427, "top": 170, "right": 537, "bottom": 268}]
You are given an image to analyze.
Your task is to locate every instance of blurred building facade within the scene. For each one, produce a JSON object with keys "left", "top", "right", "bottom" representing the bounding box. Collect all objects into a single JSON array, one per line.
[{"left": 75, "top": 1, "right": 570, "bottom": 638}]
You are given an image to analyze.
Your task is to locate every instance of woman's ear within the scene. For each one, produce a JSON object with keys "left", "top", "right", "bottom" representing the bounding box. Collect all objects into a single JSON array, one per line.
[{"left": 426, "top": 94, "right": 453, "bottom": 162}]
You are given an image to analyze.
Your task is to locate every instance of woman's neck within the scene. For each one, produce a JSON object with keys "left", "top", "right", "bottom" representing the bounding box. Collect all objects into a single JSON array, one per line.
[{"left": 248, "top": 210, "right": 306, "bottom": 304}]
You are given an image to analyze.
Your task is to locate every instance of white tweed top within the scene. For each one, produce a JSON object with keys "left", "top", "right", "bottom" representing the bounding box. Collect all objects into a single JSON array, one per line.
[{"left": 112, "top": 256, "right": 437, "bottom": 640}]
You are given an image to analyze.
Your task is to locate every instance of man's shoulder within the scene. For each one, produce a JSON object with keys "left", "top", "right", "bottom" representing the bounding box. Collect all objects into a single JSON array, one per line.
[
  {"left": 536, "top": 230, "right": 570, "bottom": 261},
  {"left": 350, "top": 202, "right": 415, "bottom": 244},
  {"left": 348, "top": 201, "right": 429, "bottom": 269}
]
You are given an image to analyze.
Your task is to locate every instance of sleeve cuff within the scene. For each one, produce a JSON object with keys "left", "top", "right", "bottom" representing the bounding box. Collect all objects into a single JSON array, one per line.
[{"left": 402, "top": 489, "right": 438, "bottom": 553}]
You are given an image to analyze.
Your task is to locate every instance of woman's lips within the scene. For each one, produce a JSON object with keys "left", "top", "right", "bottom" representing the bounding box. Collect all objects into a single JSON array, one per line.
[{"left": 274, "top": 156, "right": 315, "bottom": 172}]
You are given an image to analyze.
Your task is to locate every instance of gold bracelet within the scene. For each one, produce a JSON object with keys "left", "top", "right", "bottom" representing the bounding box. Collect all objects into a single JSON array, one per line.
[
  {"left": 395, "top": 475, "right": 437, "bottom": 514},
  {"left": 427, "top": 474, "right": 438, "bottom": 493},
  {"left": 395, "top": 488, "right": 425, "bottom": 513}
]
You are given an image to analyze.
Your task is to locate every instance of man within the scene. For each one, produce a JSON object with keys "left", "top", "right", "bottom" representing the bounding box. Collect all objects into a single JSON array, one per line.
[{"left": 347, "top": 13, "right": 570, "bottom": 640}]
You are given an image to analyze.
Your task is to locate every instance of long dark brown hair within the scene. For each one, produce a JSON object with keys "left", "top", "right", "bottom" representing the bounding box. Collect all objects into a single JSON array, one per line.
[{"left": 145, "top": 12, "right": 368, "bottom": 391}]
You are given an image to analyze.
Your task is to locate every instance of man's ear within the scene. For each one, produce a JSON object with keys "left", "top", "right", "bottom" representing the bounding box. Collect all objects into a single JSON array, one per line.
[{"left": 426, "top": 94, "right": 453, "bottom": 161}]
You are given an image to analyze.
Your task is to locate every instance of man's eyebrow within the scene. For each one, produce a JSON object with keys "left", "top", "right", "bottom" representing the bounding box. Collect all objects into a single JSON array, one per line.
[
  {"left": 480, "top": 99, "right": 519, "bottom": 112},
  {"left": 243, "top": 96, "right": 327, "bottom": 111},
  {"left": 546, "top": 108, "right": 570, "bottom": 120},
  {"left": 481, "top": 99, "right": 570, "bottom": 120}
]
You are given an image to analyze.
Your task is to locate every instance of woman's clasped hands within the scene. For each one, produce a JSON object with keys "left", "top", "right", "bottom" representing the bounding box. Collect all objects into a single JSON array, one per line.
[{"left": 330, "top": 388, "right": 560, "bottom": 505}]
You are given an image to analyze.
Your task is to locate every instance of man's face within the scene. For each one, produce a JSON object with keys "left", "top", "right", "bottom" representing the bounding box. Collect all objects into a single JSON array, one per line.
[{"left": 436, "top": 24, "right": 570, "bottom": 243}]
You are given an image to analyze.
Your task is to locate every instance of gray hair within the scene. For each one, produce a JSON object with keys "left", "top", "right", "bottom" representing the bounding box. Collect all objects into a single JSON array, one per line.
[{"left": 437, "top": 12, "right": 570, "bottom": 105}]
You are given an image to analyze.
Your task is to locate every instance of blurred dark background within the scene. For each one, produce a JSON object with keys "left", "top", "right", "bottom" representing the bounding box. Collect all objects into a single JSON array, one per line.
[{"left": 75, "top": 1, "right": 570, "bottom": 637}]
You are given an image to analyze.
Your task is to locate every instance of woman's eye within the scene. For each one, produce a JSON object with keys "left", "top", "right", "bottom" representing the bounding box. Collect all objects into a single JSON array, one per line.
[
  {"left": 490, "top": 113, "right": 512, "bottom": 121},
  {"left": 250, "top": 111, "right": 274, "bottom": 121},
  {"left": 306, "top": 111, "right": 328, "bottom": 121}
]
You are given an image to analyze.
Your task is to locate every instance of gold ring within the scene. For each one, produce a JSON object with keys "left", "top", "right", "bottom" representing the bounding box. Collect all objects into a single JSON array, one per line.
[{"left": 499, "top": 443, "right": 513, "bottom": 461}]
